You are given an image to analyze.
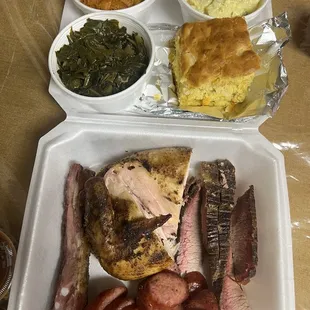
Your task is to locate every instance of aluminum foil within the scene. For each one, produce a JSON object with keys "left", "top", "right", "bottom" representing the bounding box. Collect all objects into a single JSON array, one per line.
[{"left": 127, "top": 13, "right": 291, "bottom": 122}]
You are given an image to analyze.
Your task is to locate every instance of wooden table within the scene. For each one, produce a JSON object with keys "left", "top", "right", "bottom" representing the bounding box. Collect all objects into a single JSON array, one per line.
[{"left": 0, "top": 0, "right": 309, "bottom": 308}]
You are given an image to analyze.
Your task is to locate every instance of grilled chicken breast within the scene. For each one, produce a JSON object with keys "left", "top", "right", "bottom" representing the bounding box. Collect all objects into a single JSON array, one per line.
[
  {"left": 85, "top": 147, "right": 192, "bottom": 280},
  {"left": 85, "top": 177, "right": 172, "bottom": 280},
  {"left": 101, "top": 147, "right": 192, "bottom": 259}
]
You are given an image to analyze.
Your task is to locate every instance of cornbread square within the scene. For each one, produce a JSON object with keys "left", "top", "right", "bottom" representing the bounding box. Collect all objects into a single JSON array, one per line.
[{"left": 172, "top": 17, "right": 261, "bottom": 113}]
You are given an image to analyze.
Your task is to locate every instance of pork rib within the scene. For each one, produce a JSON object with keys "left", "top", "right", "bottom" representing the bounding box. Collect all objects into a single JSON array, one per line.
[
  {"left": 200, "top": 160, "right": 236, "bottom": 296},
  {"left": 51, "top": 164, "right": 95, "bottom": 310},
  {"left": 230, "top": 186, "right": 257, "bottom": 284},
  {"left": 176, "top": 177, "right": 203, "bottom": 274}
]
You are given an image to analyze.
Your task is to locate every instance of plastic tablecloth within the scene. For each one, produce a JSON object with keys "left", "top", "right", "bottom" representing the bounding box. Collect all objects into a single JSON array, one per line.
[{"left": 0, "top": 0, "right": 309, "bottom": 308}]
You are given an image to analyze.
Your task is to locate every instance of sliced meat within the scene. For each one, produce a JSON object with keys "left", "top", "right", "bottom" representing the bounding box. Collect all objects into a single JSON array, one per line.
[
  {"left": 220, "top": 250, "right": 251, "bottom": 310},
  {"left": 105, "top": 297, "right": 135, "bottom": 310},
  {"left": 136, "top": 270, "right": 189, "bottom": 309},
  {"left": 51, "top": 164, "right": 95, "bottom": 310},
  {"left": 85, "top": 176, "right": 173, "bottom": 280},
  {"left": 184, "top": 289, "right": 219, "bottom": 310},
  {"left": 85, "top": 287, "right": 127, "bottom": 310},
  {"left": 102, "top": 147, "right": 192, "bottom": 259},
  {"left": 200, "top": 160, "right": 236, "bottom": 296},
  {"left": 176, "top": 178, "right": 203, "bottom": 274},
  {"left": 230, "top": 186, "right": 257, "bottom": 284},
  {"left": 183, "top": 272, "right": 208, "bottom": 295}
]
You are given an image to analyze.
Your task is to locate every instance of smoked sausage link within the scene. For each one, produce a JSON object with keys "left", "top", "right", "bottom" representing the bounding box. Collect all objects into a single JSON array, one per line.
[
  {"left": 184, "top": 289, "right": 219, "bottom": 310},
  {"left": 122, "top": 305, "right": 139, "bottom": 310},
  {"left": 137, "top": 270, "right": 189, "bottom": 310},
  {"left": 183, "top": 272, "right": 208, "bottom": 294},
  {"left": 85, "top": 286, "right": 128, "bottom": 310},
  {"left": 105, "top": 297, "right": 135, "bottom": 310}
]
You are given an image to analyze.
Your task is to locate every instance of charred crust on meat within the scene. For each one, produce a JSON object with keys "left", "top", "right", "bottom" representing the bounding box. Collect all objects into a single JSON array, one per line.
[
  {"left": 149, "top": 250, "right": 166, "bottom": 264},
  {"left": 199, "top": 160, "right": 236, "bottom": 296},
  {"left": 141, "top": 160, "right": 152, "bottom": 172}
]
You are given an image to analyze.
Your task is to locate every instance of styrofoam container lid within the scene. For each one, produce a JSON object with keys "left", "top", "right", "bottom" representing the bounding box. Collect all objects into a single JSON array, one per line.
[{"left": 48, "top": 12, "right": 155, "bottom": 113}]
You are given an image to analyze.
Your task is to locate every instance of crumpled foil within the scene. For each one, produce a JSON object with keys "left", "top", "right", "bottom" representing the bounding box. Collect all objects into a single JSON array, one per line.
[{"left": 127, "top": 13, "right": 291, "bottom": 122}]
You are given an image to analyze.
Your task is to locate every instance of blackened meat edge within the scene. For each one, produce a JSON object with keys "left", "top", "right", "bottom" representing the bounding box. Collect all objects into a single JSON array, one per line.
[
  {"left": 200, "top": 160, "right": 236, "bottom": 297},
  {"left": 51, "top": 164, "right": 95, "bottom": 310},
  {"left": 176, "top": 177, "right": 202, "bottom": 274},
  {"left": 230, "top": 186, "right": 257, "bottom": 284}
]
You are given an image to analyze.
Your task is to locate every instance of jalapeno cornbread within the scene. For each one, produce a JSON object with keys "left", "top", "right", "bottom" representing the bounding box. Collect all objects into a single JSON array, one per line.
[{"left": 171, "top": 17, "right": 260, "bottom": 114}]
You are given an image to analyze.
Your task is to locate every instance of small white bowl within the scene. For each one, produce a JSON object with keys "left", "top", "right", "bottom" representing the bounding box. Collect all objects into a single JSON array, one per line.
[
  {"left": 72, "top": 0, "right": 155, "bottom": 24},
  {"left": 48, "top": 12, "right": 155, "bottom": 113},
  {"left": 178, "top": 0, "right": 270, "bottom": 25}
]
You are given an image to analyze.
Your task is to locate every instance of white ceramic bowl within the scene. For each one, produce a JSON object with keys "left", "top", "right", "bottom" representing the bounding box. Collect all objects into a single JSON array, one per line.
[
  {"left": 72, "top": 0, "right": 155, "bottom": 24},
  {"left": 178, "top": 0, "right": 270, "bottom": 25},
  {"left": 48, "top": 12, "right": 155, "bottom": 113}
]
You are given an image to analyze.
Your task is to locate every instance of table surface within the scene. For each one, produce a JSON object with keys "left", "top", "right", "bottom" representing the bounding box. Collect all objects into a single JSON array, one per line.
[{"left": 0, "top": 0, "right": 309, "bottom": 308}]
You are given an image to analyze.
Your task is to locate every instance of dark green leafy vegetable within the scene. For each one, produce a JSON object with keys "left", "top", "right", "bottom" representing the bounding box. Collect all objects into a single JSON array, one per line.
[{"left": 56, "top": 19, "right": 149, "bottom": 97}]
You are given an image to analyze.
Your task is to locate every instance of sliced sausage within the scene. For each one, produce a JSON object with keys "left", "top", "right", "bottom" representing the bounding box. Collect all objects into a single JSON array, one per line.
[
  {"left": 183, "top": 272, "right": 208, "bottom": 294},
  {"left": 122, "top": 305, "right": 139, "bottom": 310},
  {"left": 137, "top": 270, "right": 189, "bottom": 309},
  {"left": 184, "top": 289, "right": 219, "bottom": 310},
  {"left": 85, "top": 286, "right": 127, "bottom": 310},
  {"left": 105, "top": 297, "right": 135, "bottom": 310}
]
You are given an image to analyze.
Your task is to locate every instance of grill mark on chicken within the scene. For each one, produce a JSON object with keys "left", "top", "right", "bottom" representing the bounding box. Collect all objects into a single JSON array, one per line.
[
  {"left": 51, "top": 164, "right": 95, "bottom": 310},
  {"left": 141, "top": 160, "right": 152, "bottom": 172},
  {"left": 200, "top": 160, "right": 236, "bottom": 297},
  {"left": 230, "top": 186, "right": 257, "bottom": 284},
  {"left": 84, "top": 177, "right": 173, "bottom": 280},
  {"left": 122, "top": 214, "right": 172, "bottom": 243}
]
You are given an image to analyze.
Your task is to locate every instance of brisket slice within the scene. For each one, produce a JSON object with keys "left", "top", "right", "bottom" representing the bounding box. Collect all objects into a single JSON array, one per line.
[
  {"left": 230, "top": 186, "right": 257, "bottom": 284},
  {"left": 200, "top": 160, "right": 236, "bottom": 297},
  {"left": 220, "top": 249, "right": 251, "bottom": 310},
  {"left": 51, "top": 164, "right": 95, "bottom": 310},
  {"left": 176, "top": 177, "right": 202, "bottom": 274}
]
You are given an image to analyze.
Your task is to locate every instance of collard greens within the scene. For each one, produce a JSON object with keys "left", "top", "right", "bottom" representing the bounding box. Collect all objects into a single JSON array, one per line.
[{"left": 56, "top": 19, "right": 149, "bottom": 97}]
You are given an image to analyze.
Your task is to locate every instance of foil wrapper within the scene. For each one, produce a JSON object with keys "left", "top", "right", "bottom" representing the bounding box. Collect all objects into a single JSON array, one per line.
[{"left": 127, "top": 13, "right": 291, "bottom": 122}]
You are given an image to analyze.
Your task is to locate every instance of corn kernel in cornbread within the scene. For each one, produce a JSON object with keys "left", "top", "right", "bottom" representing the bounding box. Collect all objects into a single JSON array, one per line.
[
  {"left": 188, "top": 0, "right": 260, "bottom": 18},
  {"left": 172, "top": 17, "right": 260, "bottom": 113}
]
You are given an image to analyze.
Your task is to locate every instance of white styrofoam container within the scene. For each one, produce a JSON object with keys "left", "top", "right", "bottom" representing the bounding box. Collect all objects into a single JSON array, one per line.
[
  {"left": 8, "top": 115, "right": 294, "bottom": 309},
  {"left": 72, "top": 0, "right": 156, "bottom": 24},
  {"left": 9, "top": 1, "right": 294, "bottom": 309},
  {"left": 178, "top": 0, "right": 270, "bottom": 26},
  {"left": 48, "top": 12, "right": 155, "bottom": 113},
  {"left": 48, "top": 0, "right": 272, "bottom": 116}
]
